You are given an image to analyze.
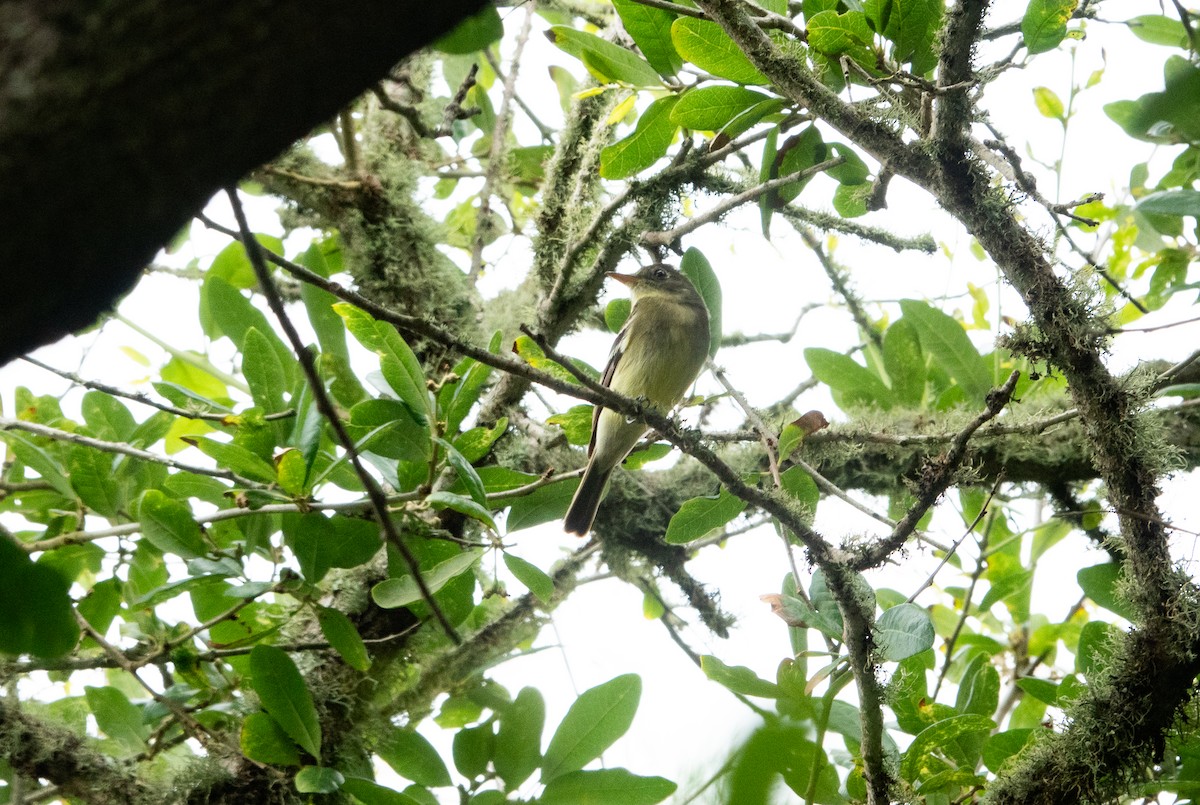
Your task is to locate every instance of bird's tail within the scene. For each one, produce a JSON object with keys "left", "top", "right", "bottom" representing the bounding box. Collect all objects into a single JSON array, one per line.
[{"left": 563, "top": 463, "right": 611, "bottom": 536}]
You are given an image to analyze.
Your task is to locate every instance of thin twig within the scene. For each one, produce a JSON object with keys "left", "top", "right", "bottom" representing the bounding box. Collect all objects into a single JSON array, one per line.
[
  {"left": 20, "top": 355, "right": 294, "bottom": 423},
  {"left": 0, "top": 417, "right": 264, "bottom": 487},
  {"left": 224, "top": 187, "right": 462, "bottom": 645},
  {"left": 642, "top": 157, "right": 845, "bottom": 247}
]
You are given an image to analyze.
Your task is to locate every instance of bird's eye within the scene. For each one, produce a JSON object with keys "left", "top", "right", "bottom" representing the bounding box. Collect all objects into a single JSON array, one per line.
[{"left": 653, "top": 267, "right": 668, "bottom": 280}]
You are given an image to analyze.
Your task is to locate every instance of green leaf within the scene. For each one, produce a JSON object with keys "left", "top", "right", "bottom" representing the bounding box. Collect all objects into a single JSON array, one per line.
[
  {"left": 1016, "top": 676, "right": 1059, "bottom": 705},
  {"left": 1127, "top": 14, "right": 1190, "bottom": 47},
  {"left": 441, "top": 352, "right": 498, "bottom": 437},
  {"left": 548, "top": 26, "right": 662, "bottom": 87},
  {"left": 882, "top": 318, "right": 926, "bottom": 406},
  {"left": 348, "top": 398, "right": 433, "bottom": 463},
  {"left": 863, "top": 0, "right": 942, "bottom": 73},
  {"left": 243, "top": 327, "right": 288, "bottom": 414},
  {"left": 69, "top": 446, "right": 121, "bottom": 518},
  {"left": 375, "top": 728, "right": 454, "bottom": 787},
  {"left": 955, "top": 652, "right": 1000, "bottom": 717},
  {"left": 504, "top": 553, "right": 556, "bottom": 603},
  {"left": 1033, "top": 86, "right": 1065, "bottom": 120},
  {"left": 670, "top": 17, "right": 768, "bottom": 84},
  {"left": 275, "top": 448, "right": 308, "bottom": 497},
  {"left": 542, "top": 675, "right": 642, "bottom": 782},
  {"left": 506, "top": 477, "right": 581, "bottom": 533},
  {"left": 541, "top": 768, "right": 677, "bottom": 804},
  {"left": 700, "top": 655, "right": 780, "bottom": 697},
  {"left": 184, "top": 436, "right": 278, "bottom": 482},
  {"left": 982, "top": 729, "right": 1036, "bottom": 773},
  {"left": 295, "top": 766, "right": 344, "bottom": 794},
  {"left": 4, "top": 432, "right": 75, "bottom": 499},
  {"left": 671, "top": 86, "right": 772, "bottom": 132},
  {"left": 284, "top": 512, "right": 382, "bottom": 584},
  {"left": 426, "top": 491, "right": 498, "bottom": 530},
  {"left": 495, "top": 687, "right": 546, "bottom": 789},
  {"left": 601, "top": 96, "right": 680, "bottom": 179},
  {"left": 433, "top": 5, "right": 503, "bottom": 53},
  {"left": 807, "top": 10, "right": 876, "bottom": 66},
  {"left": 436, "top": 438, "right": 487, "bottom": 507},
  {"left": 664, "top": 487, "right": 746, "bottom": 544},
  {"left": 241, "top": 712, "right": 302, "bottom": 766},
  {"left": 605, "top": 298, "right": 632, "bottom": 333},
  {"left": 81, "top": 391, "right": 136, "bottom": 442},
  {"left": 899, "top": 299, "right": 991, "bottom": 403},
  {"left": 203, "top": 276, "right": 296, "bottom": 384},
  {"left": 899, "top": 714, "right": 995, "bottom": 782},
  {"left": 805, "top": 347, "right": 894, "bottom": 409},
  {"left": 341, "top": 777, "right": 424, "bottom": 805},
  {"left": 315, "top": 605, "right": 371, "bottom": 671},
  {"left": 85, "top": 686, "right": 147, "bottom": 753},
  {"left": 453, "top": 418, "right": 508, "bottom": 464},
  {"left": 873, "top": 603, "right": 935, "bottom": 662},
  {"left": 1075, "top": 620, "right": 1118, "bottom": 679},
  {"left": 453, "top": 723, "right": 494, "bottom": 778},
  {"left": 547, "top": 404, "right": 595, "bottom": 446},
  {"left": 249, "top": 644, "right": 322, "bottom": 759},
  {"left": 372, "top": 549, "right": 484, "bottom": 608},
  {"left": 138, "top": 489, "right": 207, "bottom": 559},
  {"left": 1077, "top": 563, "right": 1135, "bottom": 621},
  {"left": 680, "top": 247, "right": 722, "bottom": 358},
  {"left": 1136, "top": 189, "right": 1200, "bottom": 217},
  {"left": 622, "top": 442, "right": 672, "bottom": 470},
  {"left": 0, "top": 538, "right": 79, "bottom": 657},
  {"left": 336, "top": 304, "right": 432, "bottom": 423},
  {"left": 613, "top": 0, "right": 684, "bottom": 76},
  {"left": 1021, "top": 0, "right": 1078, "bottom": 54}
]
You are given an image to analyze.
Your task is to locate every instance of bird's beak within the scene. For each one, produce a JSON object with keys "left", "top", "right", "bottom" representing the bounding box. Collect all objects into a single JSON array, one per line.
[{"left": 606, "top": 272, "right": 639, "bottom": 287}]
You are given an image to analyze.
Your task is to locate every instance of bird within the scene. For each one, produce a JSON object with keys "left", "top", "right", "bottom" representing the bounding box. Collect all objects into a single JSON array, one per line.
[{"left": 563, "top": 263, "right": 710, "bottom": 536}]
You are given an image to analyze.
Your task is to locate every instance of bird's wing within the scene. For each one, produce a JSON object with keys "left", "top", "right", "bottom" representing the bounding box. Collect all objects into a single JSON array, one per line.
[{"left": 587, "top": 313, "right": 633, "bottom": 458}]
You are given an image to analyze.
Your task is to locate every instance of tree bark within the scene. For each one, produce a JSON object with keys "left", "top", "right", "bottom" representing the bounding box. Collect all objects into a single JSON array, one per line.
[{"left": 0, "top": 0, "right": 486, "bottom": 365}]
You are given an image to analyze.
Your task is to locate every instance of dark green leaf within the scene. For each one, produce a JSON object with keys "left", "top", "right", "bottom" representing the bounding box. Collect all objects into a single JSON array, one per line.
[
  {"left": 982, "top": 728, "right": 1036, "bottom": 773},
  {"left": 542, "top": 675, "right": 642, "bottom": 782},
  {"left": 882, "top": 318, "right": 926, "bottom": 406},
  {"left": 426, "top": 491, "right": 498, "bottom": 530},
  {"left": 249, "top": 645, "right": 322, "bottom": 759},
  {"left": 348, "top": 398, "right": 432, "bottom": 463},
  {"left": 452, "top": 417, "right": 508, "bottom": 464},
  {"left": 69, "top": 446, "right": 121, "bottom": 518},
  {"left": 0, "top": 538, "right": 79, "bottom": 657},
  {"left": 204, "top": 276, "right": 296, "bottom": 385},
  {"left": 284, "top": 512, "right": 382, "bottom": 583},
  {"left": 453, "top": 724, "right": 494, "bottom": 778},
  {"left": 547, "top": 404, "right": 595, "bottom": 446},
  {"left": 1076, "top": 563, "right": 1135, "bottom": 621},
  {"left": 436, "top": 438, "right": 487, "bottom": 507}
]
